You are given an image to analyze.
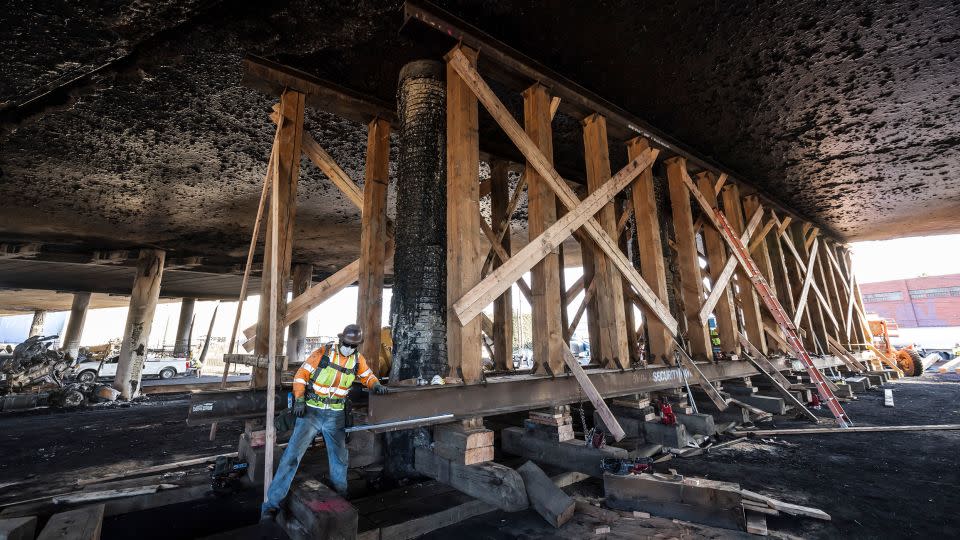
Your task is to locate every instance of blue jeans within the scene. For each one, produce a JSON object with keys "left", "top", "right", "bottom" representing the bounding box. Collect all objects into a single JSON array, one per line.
[{"left": 261, "top": 406, "right": 347, "bottom": 514}]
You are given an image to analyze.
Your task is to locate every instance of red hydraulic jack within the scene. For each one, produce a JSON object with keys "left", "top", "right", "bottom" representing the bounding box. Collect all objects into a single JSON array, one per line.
[
  {"left": 678, "top": 173, "right": 852, "bottom": 428},
  {"left": 658, "top": 399, "right": 676, "bottom": 426}
]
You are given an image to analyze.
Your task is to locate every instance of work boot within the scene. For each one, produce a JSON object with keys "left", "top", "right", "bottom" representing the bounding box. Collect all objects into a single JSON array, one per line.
[{"left": 260, "top": 507, "right": 278, "bottom": 523}]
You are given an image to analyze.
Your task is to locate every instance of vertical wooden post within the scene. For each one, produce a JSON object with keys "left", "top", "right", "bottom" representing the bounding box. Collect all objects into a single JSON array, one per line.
[
  {"left": 490, "top": 160, "right": 514, "bottom": 371},
  {"left": 813, "top": 247, "right": 841, "bottom": 345},
  {"left": 790, "top": 224, "right": 826, "bottom": 351},
  {"left": 627, "top": 137, "right": 672, "bottom": 363},
  {"left": 523, "top": 83, "right": 565, "bottom": 374},
  {"left": 61, "top": 292, "right": 91, "bottom": 360},
  {"left": 578, "top": 231, "right": 602, "bottom": 356},
  {"left": 254, "top": 88, "right": 305, "bottom": 387},
  {"left": 173, "top": 298, "right": 196, "bottom": 357},
  {"left": 445, "top": 46, "right": 483, "bottom": 383},
  {"left": 840, "top": 246, "right": 872, "bottom": 347},
  {"left": 768, "top": 216, "right": 796, "bottom": 317},
  {"left": 358, "top": 117, "right": 391, "bottom": 375},
  {"left": 113, "top": 249, "right": 165, "bottom": 399},
  {"left": 28, "top": 310, "right": 46, "bottom": 337},
  {"left": 581, "top": 114, "right": 629, "bottom": 368},
  {"left": 743, "top": 196, "right": 782, "bottom": 351},
  {"left": 286, "top": 263, "right": 313, "bottom": 370},
  {"left": 696, "top": 173, "right": 739, "bottom": 354},
  {"left": 721, "top": 184, "right": 766, "bottom": 354},
  {"left": 666, "top": 157, "right": 712, "bottom": 360}
]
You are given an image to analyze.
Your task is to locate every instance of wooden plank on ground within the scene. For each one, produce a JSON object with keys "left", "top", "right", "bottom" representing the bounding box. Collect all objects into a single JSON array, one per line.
[
  {"left": 517, "top": 461, "right": 575, "bottom": 528},
  {"left": 37, "top": 504, "right": 104, "bottom": 540},
  {"left": 734, "top": 424, "right": 960, "bottom": 436},
  {"left": 561, "top": 347, "right": 626, "bottom": 441},
  {"left": 739, "top": 489, "right": 830, "bottom": 521}
]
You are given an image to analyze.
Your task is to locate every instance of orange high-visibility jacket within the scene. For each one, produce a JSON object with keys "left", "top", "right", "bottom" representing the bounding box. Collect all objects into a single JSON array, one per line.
[{"left": 292, "top": 344, "right": 378, "bottom": 407}]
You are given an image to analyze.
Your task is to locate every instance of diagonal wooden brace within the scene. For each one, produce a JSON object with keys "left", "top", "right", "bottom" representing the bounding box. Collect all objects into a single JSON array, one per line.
[
  {"left": 453, "top": 146, "right": 659, "bottom": 324},
  {"left": 698, "top": 207, "right": 763, "bottom": 325},
  {"left": 447, "top": 48, "right": 678, "bottom": 335}
]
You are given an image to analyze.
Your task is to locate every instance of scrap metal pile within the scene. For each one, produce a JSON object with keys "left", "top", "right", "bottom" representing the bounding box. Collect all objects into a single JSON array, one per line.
[{"left": 0, "top": 335, "right": 117, "bottom": 410}]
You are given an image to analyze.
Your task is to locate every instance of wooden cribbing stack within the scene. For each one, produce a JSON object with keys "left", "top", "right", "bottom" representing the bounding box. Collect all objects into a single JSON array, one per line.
[{"left": 678, "top": 172, "right": 851, "bottom": 428}]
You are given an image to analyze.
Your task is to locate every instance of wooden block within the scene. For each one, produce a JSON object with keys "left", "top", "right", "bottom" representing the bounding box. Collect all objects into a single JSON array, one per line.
[
  {"left": 0, "top": 516, "right": 36, "bottom": 540},
  {"left": 594, "top": 525, "right": 611, "bottom": 534},
  {"left": 431, "top": 441, "right": 494, "bottom": 465},
  {"left": 884, "top": 389, "right": 894, "bottom": 407},
  {"left": 284, "top": 479, "right": 357, "bottom": 540},
  {"left": 37, "top": 504, "right": 104, "bottom": 540},
  {"left": 633, "top": 510, "right": 651, "bottom": 518},
  {"left": 433, "top": 426, "right": 494, "bottom": 450},
  {"left": 604, "top": 473, "right": 744, "bottom": 530},
  {"left": 524, "top": 420, "right": 575, "bottom": 441},
  {"left": 502, "top": 427, "right": 627, "bottom": 477},
  {"left": 414, "top": 447, "right": 528, "bottom": 511},
  {"left": 517, "top": 461, "right": 576, "bottom": 528},
  {"left": 746, "top": 511, "right": 768, "bottom": 535}
]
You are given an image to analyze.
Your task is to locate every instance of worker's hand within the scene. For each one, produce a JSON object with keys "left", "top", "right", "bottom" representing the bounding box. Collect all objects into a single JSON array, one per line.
[
  {"left": 293, "top": 398, "right": 306, "bottom": 417},
  {"left": 373, "top": 382, "right": 388, "bottom": 395}
]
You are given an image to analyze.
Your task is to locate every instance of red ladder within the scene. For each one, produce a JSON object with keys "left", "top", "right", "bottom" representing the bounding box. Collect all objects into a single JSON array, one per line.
[{"left": 710, "top": 210, "right": 851, "bottom": 427}]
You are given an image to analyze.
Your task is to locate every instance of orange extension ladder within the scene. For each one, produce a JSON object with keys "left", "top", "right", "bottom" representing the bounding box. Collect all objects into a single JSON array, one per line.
[{"left": 709, "top": 209, "right": 851, "bottom": 428}]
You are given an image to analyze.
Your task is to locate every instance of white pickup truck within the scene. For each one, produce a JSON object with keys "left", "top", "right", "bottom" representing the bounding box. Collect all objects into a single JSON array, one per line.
[{"left": 73, "top": 355, "right": 189, "bottom": 382}]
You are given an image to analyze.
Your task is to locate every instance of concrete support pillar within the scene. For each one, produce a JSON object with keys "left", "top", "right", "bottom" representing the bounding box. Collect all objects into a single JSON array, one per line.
[
  {"left": 61, "top": 292, "right": 91, "bottom": 360},
  {"left": 286, "top": 264, "right": 312, "bottom": 369},
  {"left": 386, "top": 58, "right": 447, "bottom": 480},
  {"left": 28, "top": 310, "right": 47, "bottom": 338},
  {"left": 113, "top": 249, "right": 165, "bottom": 400},
  {"left": 173, "top": 298, "right": 196, "bottom": 357},
  {"left": 388, "top": 59, "right": 448, "bottom": 383}
]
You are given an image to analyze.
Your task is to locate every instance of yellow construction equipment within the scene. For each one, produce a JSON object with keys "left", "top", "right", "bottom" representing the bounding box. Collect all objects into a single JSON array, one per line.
[{"left": 868, "top": 317, "right": 923, "bottom": 376}]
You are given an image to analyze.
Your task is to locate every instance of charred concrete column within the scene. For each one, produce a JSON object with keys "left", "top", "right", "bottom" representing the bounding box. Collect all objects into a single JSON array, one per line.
[
  {"left": 113, "top": 249, "right": 165, "bottom": 400},
  {"left": 61, "top": 292, "right": 91, "bottom": 360},
  {"left": 385, "top": 59, "right": 446, "bottom": 479},
  {"left": 28, "top": 310, "right": 46, "bottom": 337},
  {"left": 173, "top": 298, "right": 196, "bottom": 357},
  {"left": 388, "top": 60, "right": 447, "bottom": 382},
  {"left": 285, "top": 264, "right": 312, "bottom": 369}
]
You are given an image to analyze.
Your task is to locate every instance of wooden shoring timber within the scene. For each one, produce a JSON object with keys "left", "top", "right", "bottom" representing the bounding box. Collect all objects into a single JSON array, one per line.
[
  {"left": 582, "top": 113, "right": 630, "bottom": 368},
  {"left": 456, "top": 146, "right": 658, "bottom": 330},
  {"left": 722, "top": 184, "right": 766, "bottom": 353},
  {"left": 490, "top": 160, "right": 514, "bottom": 371},
  {"left": 567, "top": 277, "right": 599, "bottom": 338},
  {"left": 522, "top": 82, "right": 565, "bottom": 375},
  {"left": 826, "top": 335, "right": 867, "bottom": 373},
  {"left": 813, "top": 240, "right": 843, "bottom": 346},
  {"left": 765, "top": 211, "right": 796, "bottom": 316},
  {"left": 627, "top": 137, "right": 673, "bottom": 364},
  {"left": 616, "top": 199, "right": 634, "bottom": 235},
  {"left": 478, "top": 217, "right": 533, "bottom": 302},
  {"left": 743, "top": 196, "right": 782, "bottom": 352},
  {"left": 446, "top": 46, "right": 484, "bottom": 384},
  {"left": 792, "top": 235, "right": 820, "bottom": 325},
  {"left": 695, "top": 172, "right": 739, "bottom": 353},
  {"left": 763, "top": 322, "right": 791, "bottom": 353},
  {"left": 739, "top": 334, "right": 820, "bottom": 424},
  {"left": 771, "top": 216, "right": 840, "bottom": 333},
  {"left": 358, "top": 117, "right": 391, "bottom": 375},
  {"left": 748, "top": 218, "right": 776, "bottom": 255},
  {"left": 666, "top": 157, "right": 713, "bottom": 359},
  {"left": 481, "top": 172, "right": 528, "bottom": 277},
  {"left": 674, "top": 347, "right": 728, "bottom": 410},
  {"left": 821, "top": 241, "right": 855, "bottom": 341},
  {"left": 826, "top": 241, "right": 871, "bottom": 346},
  {"left": 254, "top": 89, "right": 305, "bottom": 388},
  {"left": 446, "top": 47, "right": 678, "bottom": 337},
  {"left": 697, "top": 207, "right": 763, "bottom": 326},
  {"left": 564, "top": 275, "right": 585, "bottom": 302},
  {"left": 841, "top": 246, "right": 873, "bottom": 344},
  {"left": 561, "top": 347, "right": 626, "bottom": 441}
]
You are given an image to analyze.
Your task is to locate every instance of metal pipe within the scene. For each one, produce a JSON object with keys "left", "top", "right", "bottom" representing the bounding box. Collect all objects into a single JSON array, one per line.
[{"left": 345, "top": 413, "right": 454, "bottom": 433}]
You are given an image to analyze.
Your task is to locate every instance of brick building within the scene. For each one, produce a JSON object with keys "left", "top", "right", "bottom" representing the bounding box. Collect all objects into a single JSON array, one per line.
[{"left": 860, "top": 273, "right": 960, "bottom": 328}]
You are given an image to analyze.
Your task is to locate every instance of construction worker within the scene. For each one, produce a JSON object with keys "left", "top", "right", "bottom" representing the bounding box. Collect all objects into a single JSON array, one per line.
[{"left": 261, "top": 323, "right": 387, "bottom": 521}]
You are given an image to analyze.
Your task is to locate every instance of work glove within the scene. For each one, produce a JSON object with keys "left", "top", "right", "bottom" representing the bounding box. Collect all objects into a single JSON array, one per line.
[
  {"left": 293, "top": 398, "right": 306, "bottom": 417},
  {"left": 373, "top": 382, "right": 388, "bottom": 395}
]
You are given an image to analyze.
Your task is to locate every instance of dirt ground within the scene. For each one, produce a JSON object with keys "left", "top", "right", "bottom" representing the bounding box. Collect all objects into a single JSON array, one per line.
[{"left": 1, "top": 372, "right": 957, "bottom": 538}]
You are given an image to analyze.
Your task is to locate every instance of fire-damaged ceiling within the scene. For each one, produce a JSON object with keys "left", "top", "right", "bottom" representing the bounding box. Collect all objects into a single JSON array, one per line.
[{"left": 1, "top": 0, "right": 958, "bottom": 283}]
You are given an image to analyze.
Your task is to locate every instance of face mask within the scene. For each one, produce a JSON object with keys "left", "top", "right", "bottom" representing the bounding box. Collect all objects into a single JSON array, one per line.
[{"left": 339, "top": 344, "right": 356, "bottom": 356}]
